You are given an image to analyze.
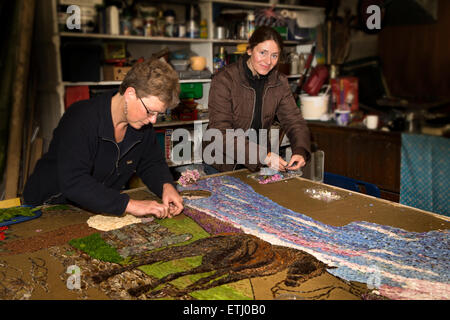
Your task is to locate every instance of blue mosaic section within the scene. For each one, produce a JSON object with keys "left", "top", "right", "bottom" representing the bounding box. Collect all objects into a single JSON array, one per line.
[{"left": 179, "top": 176, "right": 450, "bottom": 299}]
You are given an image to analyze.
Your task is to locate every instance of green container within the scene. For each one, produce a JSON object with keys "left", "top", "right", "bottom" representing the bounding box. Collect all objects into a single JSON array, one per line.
[
  {"left": 180, "top": 83, "right": 203, "bottom": 99},
  {"left": 273, "top": 26, "right": 288, "bottom": 40}
]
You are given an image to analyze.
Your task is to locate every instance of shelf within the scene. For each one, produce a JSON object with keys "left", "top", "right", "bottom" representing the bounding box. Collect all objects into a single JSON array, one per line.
[
  {"left": 60, "top": 32, "right": 212, "bottom": 43},
  {"left": 211, "top": 38, "right": 303, "bottom": 45},
  {"left": 202, "top": 0, "right": 325, "bottom": 11},
  {"left": 179, "top": 79, "right": 212, "bottom": 83},
  {"left": 63, "top": 79, "right": 212, "bottom": 87},
  {"left": 153, "top": 119, "right": 209, "bottom": 128},
  {"left": 60, "top": 32, "right": 305, "bottom": 46}
]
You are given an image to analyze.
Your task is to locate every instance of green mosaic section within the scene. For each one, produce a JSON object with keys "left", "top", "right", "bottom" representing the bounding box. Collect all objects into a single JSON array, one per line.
[
  {"left": 68, "top": 215, "right": 253, "bottom": 299},
  {"left": 69, "top": 233, "right": 123, "bottom": 264},
  {"left": 155, "top": 216, "right": 210, "bottom": 244},
  {"left": 140, "top": 216, "right": 253, "bottom": 300}
]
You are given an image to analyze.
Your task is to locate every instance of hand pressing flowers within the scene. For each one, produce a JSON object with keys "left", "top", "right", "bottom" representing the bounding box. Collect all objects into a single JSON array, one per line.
[{"left": 177, "top": 169, "right": 201, "bottom": 187}]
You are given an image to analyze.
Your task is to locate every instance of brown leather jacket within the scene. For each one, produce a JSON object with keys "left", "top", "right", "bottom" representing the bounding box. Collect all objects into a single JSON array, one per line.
[{"left": 204, "top": 56, "right": 311, "bottom": 172}]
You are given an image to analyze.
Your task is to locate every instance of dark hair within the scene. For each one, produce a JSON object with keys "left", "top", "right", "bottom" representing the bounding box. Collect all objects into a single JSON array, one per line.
[
  {"left": 119, "top": 58, "right": 180, "bottom": 109},
  {"left": 247, "top": 26, "right": 284, "bottom": 53}
]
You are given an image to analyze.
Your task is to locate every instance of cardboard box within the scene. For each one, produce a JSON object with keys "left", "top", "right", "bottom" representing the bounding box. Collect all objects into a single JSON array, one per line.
[
  {"left": 103, "top": 65, "right": 131, "bottom": 81},
  {"left": 103, "top": 42, "right": 127, "bottom": 60}
]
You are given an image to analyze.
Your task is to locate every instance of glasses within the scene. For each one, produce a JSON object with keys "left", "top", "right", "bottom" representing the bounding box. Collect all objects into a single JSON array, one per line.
[{"left": 139, "top": 97, "right": 158, "bottom": 117}]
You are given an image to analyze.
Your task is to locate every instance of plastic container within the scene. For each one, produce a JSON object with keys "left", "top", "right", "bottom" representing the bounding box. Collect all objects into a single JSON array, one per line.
[
  {"left": 171, "top": 59, "right": 190, "bottom": 71},
  {"left": 300, "top": 94, "right": 329, "bottom": 120},
  {"left": 180, "top": 83, "right": 203, "bottom": 99}
]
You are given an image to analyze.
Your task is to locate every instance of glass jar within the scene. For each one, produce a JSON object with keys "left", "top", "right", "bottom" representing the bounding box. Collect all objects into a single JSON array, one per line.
[{"left": 199, "top": 19, "right": 208, "bottom": 39}]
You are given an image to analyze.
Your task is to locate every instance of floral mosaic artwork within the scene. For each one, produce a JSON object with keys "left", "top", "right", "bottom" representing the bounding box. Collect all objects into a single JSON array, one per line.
[
  {"left": 177, "top": 169, "right": 202, "bottom": 187},
  {"left": 178, "top": 176, "right": 450, "bottom": 300}
]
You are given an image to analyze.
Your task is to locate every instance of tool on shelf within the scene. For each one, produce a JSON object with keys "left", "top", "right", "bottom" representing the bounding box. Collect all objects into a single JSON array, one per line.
[{"left": 294, "top": 42, "right": 316, "bottom": 99}]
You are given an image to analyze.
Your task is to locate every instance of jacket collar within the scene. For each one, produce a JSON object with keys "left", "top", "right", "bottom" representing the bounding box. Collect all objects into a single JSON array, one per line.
[
  {"left": 98, "top": 90, "right": 145, "bottom": 144},
  {"left": 237, "top": 55, "right": 280, "bottom": 87}
]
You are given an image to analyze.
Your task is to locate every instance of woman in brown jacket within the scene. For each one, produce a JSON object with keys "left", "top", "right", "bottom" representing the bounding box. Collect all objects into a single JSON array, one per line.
[{"left": 204, "top": 26, "right": 311, "bottom": 173}]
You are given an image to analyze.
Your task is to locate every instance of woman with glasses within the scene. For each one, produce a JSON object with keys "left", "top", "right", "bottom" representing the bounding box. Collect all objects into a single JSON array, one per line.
[
  {"left": 204, "top": 26, "right": 311, "bottom": 173},
  {"left": 24, "top": 59, "right": 184, "bottom": 219}
]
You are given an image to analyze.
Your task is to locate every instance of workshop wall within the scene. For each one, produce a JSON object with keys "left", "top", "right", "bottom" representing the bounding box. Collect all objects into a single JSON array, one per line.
[{"left": 378, "top": 0, "right": 450, "bottom": 99}]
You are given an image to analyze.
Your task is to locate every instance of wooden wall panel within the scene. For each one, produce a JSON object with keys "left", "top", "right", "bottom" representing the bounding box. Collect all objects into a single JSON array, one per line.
[{"left": 378, "top": 0, "right": 450, "bottom": 99}]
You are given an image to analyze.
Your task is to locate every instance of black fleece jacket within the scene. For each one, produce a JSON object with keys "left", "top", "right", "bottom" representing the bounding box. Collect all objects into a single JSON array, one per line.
[{"left": 23, "top": 90, "right": 174, "bottom": 215}]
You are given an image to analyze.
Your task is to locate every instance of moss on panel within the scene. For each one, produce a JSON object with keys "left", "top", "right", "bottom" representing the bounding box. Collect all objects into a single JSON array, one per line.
[{"left": 69, "top": 233, "right": 123, "bottom": 264}]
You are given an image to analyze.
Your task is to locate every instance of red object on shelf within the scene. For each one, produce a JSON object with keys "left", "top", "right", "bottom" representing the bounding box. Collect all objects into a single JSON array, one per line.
[
  {"left": 65, "top": 86, "right": 90, "bottom": 110},
  {"left": 303, "top": 65, "right": 329, "bottom": 96},
  {"left": 331, "top": 77, "right": 359, "bottom": 112},
  {"left": 179, "top": 109, "right": 198, "bottom": 121}
]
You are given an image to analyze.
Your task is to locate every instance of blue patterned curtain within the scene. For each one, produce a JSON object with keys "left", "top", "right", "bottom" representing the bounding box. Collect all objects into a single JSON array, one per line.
[{"left": 400, "top": 133, "right": 450, "bottom": 216}]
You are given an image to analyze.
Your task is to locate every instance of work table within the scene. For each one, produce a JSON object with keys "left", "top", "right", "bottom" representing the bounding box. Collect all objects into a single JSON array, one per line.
[{"left": 0, "top": 170, "right": 448, "bottom": 301}]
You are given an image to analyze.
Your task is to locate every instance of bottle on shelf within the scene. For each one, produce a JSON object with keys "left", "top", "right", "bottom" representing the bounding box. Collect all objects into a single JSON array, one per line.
[
  {"left": 144, "top": 17, "right": 154, "bottom": 36},
  {"left": 298, "top": 53, "right": 306, "bottom": 74},
  {"left": 186, "top": 5, "right": 199, "bottom": 38},
  {"left": 164, "top": 10, "right": 176, "bottom": 37},
  {"left": 106, "top": 5, "right": 120, "bottom": 35},
  {"left": 213, "top": 46, "right": 227, "bottom": 73},
  {"left": 199, "top": 19, "right": 208, "bottom": 39},
  {"left": 246, "top": 11, "right": 255, "bottom": 39},
  {"left": 120, "top": 11, "right": 132, "bottom": 36},
  {"left": 156, "top": 10, "right": 165, "bottom": 36},
  {"left": 237, "top": 21, "right": 246, "bottom": 40},
  {"left": 218, "top": 46, "right": 226, "bottom": 62}
]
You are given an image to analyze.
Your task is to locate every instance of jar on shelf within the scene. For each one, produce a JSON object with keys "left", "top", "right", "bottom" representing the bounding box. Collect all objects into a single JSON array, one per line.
[
  {"left": 199, "top": 19, "right": 208, "bottom": 39},
  {"left": 178, "top": 23, "right": 186, "bottom": 38},
  {"left": 288, "top": 52, "right": 299, "bottom": 75},
  {"left": 164, "top": 10, "right": 175, "bottom": 37},
  {"left": 246, "top": 12, "right": 255, "bottom": 39}
]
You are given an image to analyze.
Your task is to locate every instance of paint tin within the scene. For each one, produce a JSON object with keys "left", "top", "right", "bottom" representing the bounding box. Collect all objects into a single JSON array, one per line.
[
  {"left": 178, "top": 24, "right": 186, "bottom": 38},
  {"left": 216, "top": 26, "right": 225, "bottom": 39}
]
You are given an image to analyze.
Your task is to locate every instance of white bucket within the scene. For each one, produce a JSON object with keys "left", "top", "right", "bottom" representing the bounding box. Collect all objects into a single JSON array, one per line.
[{"left": 300, "top": 94, "right": 329, "bottom": 120}]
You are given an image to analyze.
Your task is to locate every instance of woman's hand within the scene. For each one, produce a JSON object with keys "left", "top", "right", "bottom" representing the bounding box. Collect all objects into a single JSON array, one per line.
[
  {"left": 285, "top": 154, "right": 306, "bottom": 171},
  {"left": 126, "top": 199, "right": 170, "bottom": 219},
  {"left": 162, "top": 183, "right": 184, "bottom": 217},
  {"left": 264, "top": 152, "right": 288, "bottom": 171}
]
